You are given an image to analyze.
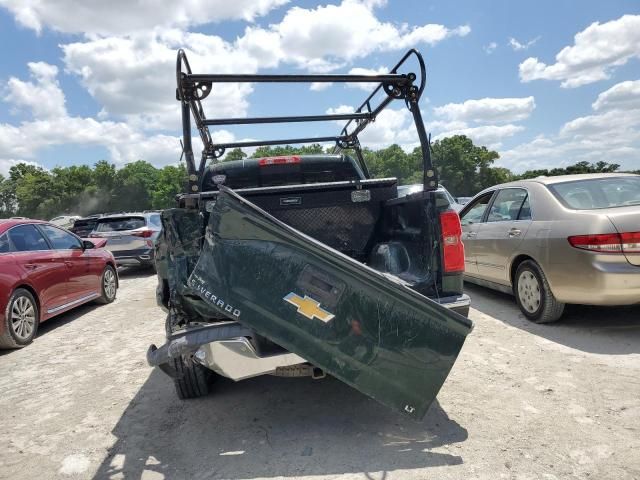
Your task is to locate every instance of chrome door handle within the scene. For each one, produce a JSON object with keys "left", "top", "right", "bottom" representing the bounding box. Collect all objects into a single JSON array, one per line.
[
  {"left": 466, "top": 232, "right": 477, "bottom": 238},
  {"left": 508, "top": 228, "right": 522, "bottom": 237},
  {"left": 25, "top": 264, "right": 38, "bottom": 270},
  {"left": 64, "top": 261, "right": 73, "bottom": 267}
]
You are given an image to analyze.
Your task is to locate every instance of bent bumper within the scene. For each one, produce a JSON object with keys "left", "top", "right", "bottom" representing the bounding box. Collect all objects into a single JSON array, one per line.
[{"left": 146, "top": 321, "right": 252, "bottom": 376}]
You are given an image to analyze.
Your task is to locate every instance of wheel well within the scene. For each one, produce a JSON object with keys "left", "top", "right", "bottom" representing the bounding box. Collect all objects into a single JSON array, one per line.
[
  {"left": 13, "top": 284, "right": 41, "bottom": 321},
  {"left": 509, "top": 255, "right": 535, "bottom": 288}
]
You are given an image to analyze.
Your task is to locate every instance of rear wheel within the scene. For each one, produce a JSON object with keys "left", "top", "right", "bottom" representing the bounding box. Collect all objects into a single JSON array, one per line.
[
  {"left": 173, "top": 354, "right": 213, "bottom": 399},
  {"left": 0, "top": 289, "right": 39, "bottom": 349},
  {"left": 514, "top": 260, "right": 564, "bottom": 323},
  {"left": 96, "top": 265, "right": 118, "bottom": 304}
]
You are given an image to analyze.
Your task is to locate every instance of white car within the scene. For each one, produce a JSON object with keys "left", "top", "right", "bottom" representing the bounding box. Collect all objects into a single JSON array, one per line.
[
  {"left": 397, "top": 184, "right": 464, "bottom": 212},
  {"left": 49, "top": 215, "right": 81, "bottom": 230}
]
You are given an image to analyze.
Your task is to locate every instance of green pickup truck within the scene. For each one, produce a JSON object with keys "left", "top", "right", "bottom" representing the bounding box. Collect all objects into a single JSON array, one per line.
[{"left": 147, "top": 49, "right": 472, "bottom": 420}]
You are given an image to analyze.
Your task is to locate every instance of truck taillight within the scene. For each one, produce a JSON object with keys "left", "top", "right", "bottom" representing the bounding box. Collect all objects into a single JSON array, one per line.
[
  {"left": 568, "top": 232, "right": 640, "bottom": 253},
  {"left": 131, "top": 228, "right": 154, "bottom": 238},
  {"left": 258, "top": 156, "right": 301, "bottom": 166},
  {"left": 440, "top": 209, "right": 465, "bottom": 273}
]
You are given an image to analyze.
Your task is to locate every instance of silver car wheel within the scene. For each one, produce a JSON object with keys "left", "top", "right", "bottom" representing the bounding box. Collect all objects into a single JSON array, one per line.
[
  {"left": 104, "top": 268, "right": 117, "bottom": 300},
  {"left": 11, "top": 296, "right": 36, "bottom": 341},
  {"left": 518, "top": 270, "right": 541, "bottom": 313}
]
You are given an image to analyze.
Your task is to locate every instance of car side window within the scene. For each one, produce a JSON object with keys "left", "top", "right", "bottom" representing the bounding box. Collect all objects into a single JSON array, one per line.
[
  {"left": 518, "top": 196, "right": 532, "bottom": 220},
  {"left": 148, "top": 214, "right": 162, "bottom": 228},
  {"left": 38, "top": 225, "right": 82, "bottom": 250},
  {"left": 7, "top": 225, "right": 50, "bottom": 252},
  {"left": 460, "top": 192, "right": 493, "bottom": 226},
  {"left": 487, "top": 189, "right": 529, "bottom": 223},
  {"left": 0, "top": 233, "right": 10, "bottom": 253}
]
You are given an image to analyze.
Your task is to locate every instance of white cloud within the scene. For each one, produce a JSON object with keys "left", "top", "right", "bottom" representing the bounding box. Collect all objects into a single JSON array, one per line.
[
  {"left": 519, "top": 15, "right": 640, "bottom": 88},
  {"left": 326, "top": 105, "right": 356, "bottom": 115},
  {"left": 500, "top": 81, "right": 640, "bottom": 172},
  {"left": 347, "top": 66, "right": 389, "bottom": 91},
  {"left": 592, "top": 79, "right": 640, "bottom": 111},
  {"left": 62, "top": 30, "right": 256, "bottom": 130},
  {"left": 433, "top": 124, "right": 524, "bottom": 149},
  {"left": 4, "top": 62, "right": 66, "bottom": 119},
  {"left": 483, "top": 42, "right": 497, "bottom": 54},
  {"left": 0, "top": 62, "right": 226, "bottom": 169},
  {"left": 433, "top": 97, "right": 536, "bottom": 124},
  {"left": 55, "top": 1, "right": 470, "bottom": 130},
  {"left": 309, "top": 82, "right": 333, "bottom": 91},
  {"left": 508, "top": 36, "right": 540, "bottom": 51},
  {"left": 325, "top": 105, "right": 417, "bottom": 150},
  {"left": 238, "top": 0, "right": 470, "bottom": 71},
  {"left": 0, "top": 0, "right": 289, "bottom": 35}
]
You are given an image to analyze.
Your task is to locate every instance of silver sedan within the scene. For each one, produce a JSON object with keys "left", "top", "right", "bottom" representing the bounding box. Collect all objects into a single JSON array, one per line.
[{"left": 459, "top": 173, "right": 640, "bottom": 323}]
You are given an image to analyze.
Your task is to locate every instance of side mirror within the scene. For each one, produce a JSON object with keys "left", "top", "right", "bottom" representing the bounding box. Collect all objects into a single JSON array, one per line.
[{"left": 82, "top": 240, "right": 95, "bottom": 250}]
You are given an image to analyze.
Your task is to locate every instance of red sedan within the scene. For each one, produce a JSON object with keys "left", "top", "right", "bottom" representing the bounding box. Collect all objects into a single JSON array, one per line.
[{"left": 0, "top": 219, "right": 118, "bottom": 348}]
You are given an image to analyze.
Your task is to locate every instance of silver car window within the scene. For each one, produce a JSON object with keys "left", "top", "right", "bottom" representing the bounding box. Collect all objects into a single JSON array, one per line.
[
  {"left": 518, "top": 196, "right": 532, "bottom": 220},
  {"left": 460, "top": 192, "right": 493, "bottom": 225},
  {"left": 549, "top": 177, "right": 640, "bottom": 209},
  {"left": 148, "top": 214, "right": 162, "bottom": 228},
  {"left": 487, "top": 189, "right": 529, "bottom": 222}
]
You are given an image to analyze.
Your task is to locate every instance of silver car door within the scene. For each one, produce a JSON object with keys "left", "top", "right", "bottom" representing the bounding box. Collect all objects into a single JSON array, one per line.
[
  {"left": 476, "top": 188, "right": 532, "bottom": 284},
  {"left": 459, "top": 191, "right": 495, "bottom": 277}
]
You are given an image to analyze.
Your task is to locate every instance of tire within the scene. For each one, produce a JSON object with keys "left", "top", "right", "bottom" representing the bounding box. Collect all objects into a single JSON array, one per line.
[
  {"left": 96, "top": 265, "right": 118, "bottom": 304},
  {"left": 173, "top": 354, "right": 213, "bottom": 400},
  {"left": 514, "top": 260, "right": 565, "bottom": 323},
  {"left": 0, "top": 289, "right": 39, "bottom": 349}
]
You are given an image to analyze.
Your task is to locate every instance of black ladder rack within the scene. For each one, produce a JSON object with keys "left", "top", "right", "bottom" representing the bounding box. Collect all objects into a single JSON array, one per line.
[{"left": 176, "top": 48, "right": 437, "bottom": 194}]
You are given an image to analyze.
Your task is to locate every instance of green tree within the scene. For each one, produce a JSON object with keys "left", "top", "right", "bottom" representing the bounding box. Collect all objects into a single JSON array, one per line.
[
  {"left": 252, "top": 144, "right": 324, "bottom": 158},
  {"left": 0, "top": 174, "right": 17, "bottom": 216},
  {"left": 151, "top": 164, "right": 187, "bottom": 209},
  {"left": 223, "top": 148, "right": 247, "bottom": 162},
  {"left": 111, "top": 160, "right": 160, "bottom": 212},
  {"left": 430, "top": 135, "right": 503, "bottom": 196},
  {"left": 517, "top": 161, "right": 621, "bottom": 179}
]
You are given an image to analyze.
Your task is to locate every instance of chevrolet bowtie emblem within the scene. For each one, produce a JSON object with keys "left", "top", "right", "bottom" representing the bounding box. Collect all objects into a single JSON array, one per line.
[{"left": 284, "top": 293, "right": 335, "bottom": 323}]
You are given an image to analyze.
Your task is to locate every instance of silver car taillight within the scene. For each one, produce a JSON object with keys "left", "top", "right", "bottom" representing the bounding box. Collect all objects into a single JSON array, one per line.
[{"left": 568, "top": 232, "right": 640, "bottom": 253}]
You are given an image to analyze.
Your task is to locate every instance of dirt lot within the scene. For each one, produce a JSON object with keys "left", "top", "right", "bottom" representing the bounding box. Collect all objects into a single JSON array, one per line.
[{"left": 0, "top": 269, "right": 639, "bottom": 480}]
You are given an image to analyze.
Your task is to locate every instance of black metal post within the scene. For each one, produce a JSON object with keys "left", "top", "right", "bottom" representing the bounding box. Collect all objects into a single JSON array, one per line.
[{"left": 181, "top": 101, "right": 198, "bottom": 193}]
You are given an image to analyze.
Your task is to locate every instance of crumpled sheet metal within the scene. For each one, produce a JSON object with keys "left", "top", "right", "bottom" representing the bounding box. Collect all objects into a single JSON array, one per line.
[{"left": 160, "top": 189, "right": 472, "bottom": 419}]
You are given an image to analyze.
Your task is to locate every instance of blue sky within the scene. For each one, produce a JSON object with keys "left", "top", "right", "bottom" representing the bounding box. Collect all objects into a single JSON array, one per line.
[{"left": 1, "top": 0, "right": 639, "bottom": 175}]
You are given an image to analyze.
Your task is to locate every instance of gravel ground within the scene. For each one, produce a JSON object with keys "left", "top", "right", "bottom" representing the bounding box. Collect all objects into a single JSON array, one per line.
[{"left": 0, "top": 269, "right": 639, "bottom": 480}]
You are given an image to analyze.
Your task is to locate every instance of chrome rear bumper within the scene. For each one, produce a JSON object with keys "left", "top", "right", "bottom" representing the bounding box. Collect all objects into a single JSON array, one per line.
[{"left": 195, "top": 338, "right": 306, "bottom": 381}]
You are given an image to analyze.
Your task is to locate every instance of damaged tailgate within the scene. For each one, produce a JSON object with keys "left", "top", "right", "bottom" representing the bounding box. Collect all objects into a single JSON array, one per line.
[{"left": 186, "top": 187, "right": 473, "bottom": 419}]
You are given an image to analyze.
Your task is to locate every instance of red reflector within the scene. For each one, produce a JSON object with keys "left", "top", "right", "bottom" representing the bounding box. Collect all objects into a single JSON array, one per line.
[
  {"left": 568, "top": 232, "right": 640, "bottom": 253},
  {"left": 131, "top": 228, "right": 154, "bottom": 238},
  {"left": 258, "top": 156, "right": 301, "bottom": 166},
  {"left": 440, "top": 210, "right": 465, "bottom": 273}
]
